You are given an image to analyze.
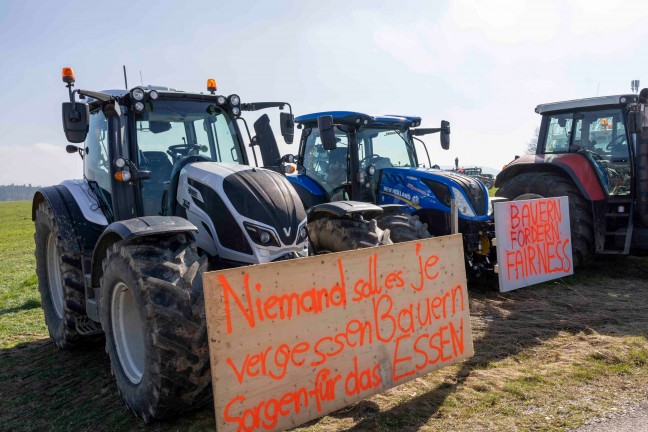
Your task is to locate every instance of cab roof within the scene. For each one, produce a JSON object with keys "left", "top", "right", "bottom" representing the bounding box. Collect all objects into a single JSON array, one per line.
[
  {"left": 535, "top": 94, "right": 639, "bottom": 114},
  {"left": 295, "top": 111, "right": 422, "bottom": 128}
]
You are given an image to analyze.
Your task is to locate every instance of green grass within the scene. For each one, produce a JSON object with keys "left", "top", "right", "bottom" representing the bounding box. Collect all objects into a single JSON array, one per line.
[{"left": 0, "top": 201, "right": 47, "bottom": 349}]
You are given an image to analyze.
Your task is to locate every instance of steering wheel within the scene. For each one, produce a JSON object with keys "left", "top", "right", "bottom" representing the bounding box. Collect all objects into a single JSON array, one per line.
[
  {"left": 359, "top": 154, "right": 384, "bottom": 168},
  {"left": 606, "top": 134, "right": 627, "bottom": 150},
  {"left": 167, "top": 144, "right": 201, "bottom": 161}
]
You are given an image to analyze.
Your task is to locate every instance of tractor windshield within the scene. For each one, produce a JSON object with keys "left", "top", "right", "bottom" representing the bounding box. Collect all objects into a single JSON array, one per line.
[
  {"left": 134, "top": 99, "right": 244, "bottom": 215},
  {"left": 135, "top": 99, "right": 243, "bottom": 165},
  {"left": 541, "top": 108, "right": 631, "bottom": 196},
  {"left": 356, "top": 127, "right": 417, "bottom": 169}
]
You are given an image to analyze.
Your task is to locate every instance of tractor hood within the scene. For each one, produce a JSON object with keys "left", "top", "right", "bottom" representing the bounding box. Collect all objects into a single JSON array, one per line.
[
  {"left": 379, "top": 167, "right": 490, "bottom": 218},
  {"left": 186, "top": 162, "right": 307, "bottom": 245},
  {"left": 177, "top": 162, "right": 309, "bottom": 264}
]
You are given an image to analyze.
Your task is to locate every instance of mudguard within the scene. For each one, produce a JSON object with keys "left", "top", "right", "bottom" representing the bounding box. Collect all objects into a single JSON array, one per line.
[
  {"left": 496, "top": 154, "right": 606, "bottom": 201},
  {"left": 308, "top": 201, "right": 383, "bottom": 221},
  {"left": 90, "top": 216, "right": 197, "bottom": 288},
  {"left": 33, "top": 184, "right": 107, "bottom": 276}
]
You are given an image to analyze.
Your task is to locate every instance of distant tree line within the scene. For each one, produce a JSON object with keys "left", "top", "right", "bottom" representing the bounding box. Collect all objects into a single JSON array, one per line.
[{"left": 0, "top": 184, "right": 39, "bottom": 202}]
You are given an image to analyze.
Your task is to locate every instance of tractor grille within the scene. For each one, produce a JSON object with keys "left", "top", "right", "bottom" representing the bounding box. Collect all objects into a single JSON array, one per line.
[{"left": 436, "top": 171, "right": 487, "bottom": 216}]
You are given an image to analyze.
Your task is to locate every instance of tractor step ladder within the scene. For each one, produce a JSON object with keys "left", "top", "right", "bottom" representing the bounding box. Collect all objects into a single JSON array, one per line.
[
  {"left": 600, "top": 198, "right": 633, "bottom": 254},
  {"left": 75, "top": 315, "right": 102, "bottom": 336}
]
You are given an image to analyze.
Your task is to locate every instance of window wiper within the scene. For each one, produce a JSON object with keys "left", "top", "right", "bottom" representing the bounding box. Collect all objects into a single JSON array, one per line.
[{"left": 86, "top": 179, "right": 114, "bottom": 221}]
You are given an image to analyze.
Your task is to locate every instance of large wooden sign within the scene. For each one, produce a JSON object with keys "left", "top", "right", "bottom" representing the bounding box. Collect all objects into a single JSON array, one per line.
[
  {"left": 494, "top": 196, "right": 573, "bottom": 292},
  {"left": 203, "top": 235, "right": 473, "bottom": 432}
]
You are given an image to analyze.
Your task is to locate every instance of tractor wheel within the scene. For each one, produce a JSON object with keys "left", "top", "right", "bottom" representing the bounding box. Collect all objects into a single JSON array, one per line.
[
  {"left": 375, "top": 210, "right": 431, "bottom": 243},
  {"left": 496, "top": 172, "right": 594, "bottom": 267},
  {"left": 34, "top": 201, "right": 96, "bottom": 349},
  {"left": 100, "top": 234, "right": 211, "bottom": 423},
  {"left": 308, "top": 218, "right": 391, "bottom": 253}
]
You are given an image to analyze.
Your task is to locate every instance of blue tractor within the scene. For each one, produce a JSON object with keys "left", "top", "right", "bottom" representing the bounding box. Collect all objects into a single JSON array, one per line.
[{"left": 269, "top": 111, "right": 496, "bottom": 278}]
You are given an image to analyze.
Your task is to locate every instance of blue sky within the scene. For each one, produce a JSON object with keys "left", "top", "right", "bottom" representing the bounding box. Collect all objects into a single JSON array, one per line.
[{"left": 1, "top": 0, "right": 647, "bottom": 185}]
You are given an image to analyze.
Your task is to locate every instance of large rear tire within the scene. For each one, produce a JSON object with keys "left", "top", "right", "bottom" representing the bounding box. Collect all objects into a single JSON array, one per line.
[
  {"left": 308, "top": 218, "right": 390, "bottom": 253},
  {"left": 100, "top": 234, "right": 211, "bottom": 423},
  {"left": 496, "top": 172, "right": 594, "bottom": 267},
  {"left": 375, "top": 210, "right": 430, "bottom": 243},
  {"left": 34, "top": 201, "right": 94, "bottom": 349}
]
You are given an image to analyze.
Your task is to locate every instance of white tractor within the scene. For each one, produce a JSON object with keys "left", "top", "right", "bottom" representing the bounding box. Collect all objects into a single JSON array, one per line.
[{"left": 33, "top": 68, "right": 309, "bottom": 422}]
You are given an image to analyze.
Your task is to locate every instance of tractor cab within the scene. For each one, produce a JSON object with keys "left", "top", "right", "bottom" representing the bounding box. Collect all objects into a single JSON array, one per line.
[
  {"left": 535, "top": 97, "right": 635, "bottom": 197},
  {"left": 62, "top": 70, "right": 295, "bottom": 224},
  {"left": 286, "top": 111, "right": 448, "bottom": 205}
]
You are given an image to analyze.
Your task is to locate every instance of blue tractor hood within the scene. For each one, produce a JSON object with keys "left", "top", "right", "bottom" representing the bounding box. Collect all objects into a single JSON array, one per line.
[{"left": 377, "top": 166, "right": 491, "bottom": 221}]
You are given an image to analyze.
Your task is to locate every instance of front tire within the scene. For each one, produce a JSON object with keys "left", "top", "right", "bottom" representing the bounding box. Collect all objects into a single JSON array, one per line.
[
  {"left": 375, "top": 210, "right": 430, "bottom": 243},
  {"left": 34, "top": 202, "right": 92, "bottom": 349},
  {"left": 496, "top": 172, "right": 594, "bottom": 267},
  {"left": 308, "top": 218, "right": 390, "bottom": 253},
  {"left": 100, "top": 234, "right": 211, "bottom": 422}
]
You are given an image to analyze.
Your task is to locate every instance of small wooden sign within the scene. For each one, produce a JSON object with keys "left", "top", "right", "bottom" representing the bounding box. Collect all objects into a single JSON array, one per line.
[
  {"left": 203, "top": 235, "right": 473, "bottom": 432},
  {"left": 494, "top": 196, "right": 574, "bottom": 292}
]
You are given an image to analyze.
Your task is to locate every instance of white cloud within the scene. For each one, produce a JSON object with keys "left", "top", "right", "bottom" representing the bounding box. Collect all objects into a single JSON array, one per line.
[
  {"left": 451, "top": 0, "right": 563, "bottom": 44},
  {"left": 0, "top": 143, "right": 83, "bottom": 186},
  {"left": 568, "top": 0, "right": 648, "bottom": 35}
]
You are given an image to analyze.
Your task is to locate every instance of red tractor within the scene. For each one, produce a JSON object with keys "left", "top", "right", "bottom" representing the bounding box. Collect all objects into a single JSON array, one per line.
[{"left": 496, "top": 89, "right": 648, "bottom": 267}]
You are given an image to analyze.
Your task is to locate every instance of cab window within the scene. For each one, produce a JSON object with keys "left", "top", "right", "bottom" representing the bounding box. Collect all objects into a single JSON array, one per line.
[
  {"left": 84, "top": 109, "right": 112, "bottom": 207},
  {"left": 301, "top": 128, "right": 349, "bottom": 198}
]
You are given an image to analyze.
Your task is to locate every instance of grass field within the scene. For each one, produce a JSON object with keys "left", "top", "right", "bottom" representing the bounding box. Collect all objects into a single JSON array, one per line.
[{"left": 1, "top": 200, "right": 648, "bottom": 432}]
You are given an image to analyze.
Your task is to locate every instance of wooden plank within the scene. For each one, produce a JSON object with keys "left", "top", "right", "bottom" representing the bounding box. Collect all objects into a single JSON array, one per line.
[
  {"left": 203, "top": 234, "right": 473, "bottom": 432},
  {"left": 494, "top": 196, "right": 574, "bottom": 292}
]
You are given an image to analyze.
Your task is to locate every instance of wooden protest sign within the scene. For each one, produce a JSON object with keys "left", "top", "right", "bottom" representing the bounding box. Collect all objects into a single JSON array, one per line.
[
  {"left": 203, "top": 234, "right": 473, "bottom": 432},
  {"left": 494, "top": 196, "right": 573, "bottom": 292}
]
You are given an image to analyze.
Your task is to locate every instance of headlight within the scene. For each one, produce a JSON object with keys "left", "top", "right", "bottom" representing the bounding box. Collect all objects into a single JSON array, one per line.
[
  {"left": 229, "top": 94, "right": 240, "bottom": 106},
  {"left": 149, "top": 90, "right": 159, "bottom": 100},
  {"left": 131, "top": 88, "right": 145, "bottom": 101},
  {"left": 367, "top": 165, "right": 376, "bottom": 176},
  {"left": 217, "top": 95, "right": 226, "bottom": 105},
  {"left": 243, "top": 222, "right": 280, "bottom": 247},
  {"left": 134, "top": 101, "right": 145, "bottom": 112},
  {"left": 451, "top": 186, "right": 476, "bottom": 217},
  {"left": 259, "top": 231, "right": 271, "bottom": 244},
  {"left": 232, "top": 107, "right": 240, "bottom": 116},
  {"left": 297, "top": 223, "right": 308, "bottom": 243}
]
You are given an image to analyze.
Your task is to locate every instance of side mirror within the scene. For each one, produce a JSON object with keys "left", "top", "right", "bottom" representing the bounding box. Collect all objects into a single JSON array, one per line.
[
  {"left": 253, "top": 114, "right": 281, "bottom": 167},
  {"left": 440, "top": 120, "right": 450, "bottom": 150},
  {"left": 280, "top": 112, "right": 295, "bottom": 144},
  {"left": 318, "top": 115, "right": 337, "bottom": 151},
  {"left": 62, "top": 102, "right": 89, "bottom": 143}
]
